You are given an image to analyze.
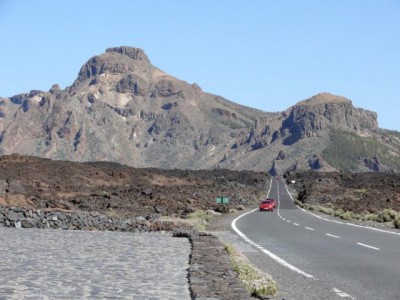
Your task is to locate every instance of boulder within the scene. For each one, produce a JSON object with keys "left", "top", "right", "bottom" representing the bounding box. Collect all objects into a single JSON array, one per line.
[{"left": 7, "top": 210, "right": 21, "bottom": 221}]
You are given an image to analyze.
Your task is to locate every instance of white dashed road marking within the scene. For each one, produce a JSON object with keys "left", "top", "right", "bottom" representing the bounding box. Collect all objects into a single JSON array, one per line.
[
  {"left": 333, "top": 287, "right": 357, "bottom": 299},
  {"left": 326, "top": 233, "right": 341, "bottom": 239},
  {"left": 357, "top": 243, "right": 380, "bottom": 251},
  {"left": 305, "top": 227, "right": 315, "bottom": 231}
]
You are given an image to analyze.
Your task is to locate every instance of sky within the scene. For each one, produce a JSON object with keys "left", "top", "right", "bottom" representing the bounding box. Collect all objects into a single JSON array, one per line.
[{"left": 0, "top": 0, "right": 399, "bottom": 130}]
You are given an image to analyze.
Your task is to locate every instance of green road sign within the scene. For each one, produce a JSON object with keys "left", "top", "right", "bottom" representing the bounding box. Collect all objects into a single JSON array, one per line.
[{"left": 216, "top": 196, "right": 229, "bottom": 204}]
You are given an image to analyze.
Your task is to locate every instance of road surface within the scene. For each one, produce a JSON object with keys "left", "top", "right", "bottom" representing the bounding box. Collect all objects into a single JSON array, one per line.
[{"left": 232, "top": 178, "right": 400, "bottom": 299}]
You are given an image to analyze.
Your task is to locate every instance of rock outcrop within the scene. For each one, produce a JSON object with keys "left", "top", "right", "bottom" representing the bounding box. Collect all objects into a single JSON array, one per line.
[
  {"left": 269, "top": 160, "right": 278, "bottom": 176},
  {"left": 276, "top": 150, "right": 286, "bottom": 160},
  {"left": 308, "top": 154, "right": 337, "bottom": 172},
  {"left": 364, "top": 155, "right": 394, "bottom": 173},
  {"left": 281, "top": 93, "right": 378, "bottom": 145}
]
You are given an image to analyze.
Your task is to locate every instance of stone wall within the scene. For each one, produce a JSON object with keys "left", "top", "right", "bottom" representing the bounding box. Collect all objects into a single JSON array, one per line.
[{"left": 0, "top": 206, "right": 191, "bottom": 232}]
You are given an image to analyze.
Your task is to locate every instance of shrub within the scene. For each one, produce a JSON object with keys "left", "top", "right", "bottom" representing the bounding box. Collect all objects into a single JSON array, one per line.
[
  {"left": 388, "top": 209, "right": 398, "bottom": 219},
  {"left": 187, "top": 210, "right": 213, "bottom": 222},
  {"left": 377, "top": 209, "right": 398, "bottom": 222},
  {"left": 318, "top": 206, "right": 334, "bottom": 216},
  {"left": 361, "top": 210, "right": 370, "bottom": 216},
  {"left": 295, "top": 200, "right": 306, "bottom": 208},
  {"left": 327, "top": 203, "right": 335, "bottom": 209},
  {"left": 205, "top": 209, "right": 222, "bottom": 217},
  {"left": 353, "top": 213, "right": 363, "bottom": 221},
  {"left": 334, "top": 208, "right": 345, "bottom": 218},
  {"left": 394, "top": 217, "right": 400, "bottom": 229},
  {"left": 101, "top": 191, "right": 110, "bottom": 198},
  {"left": 362, "top": 213, "right": 378, "bottom": 222},
  {"left": 224, "top": 243, "right": 278, "bottom": 297},
  {"left": 341, "top": 211, "right": 354, "bottom": 220},
  {"left": 185, "top": 209, "right": 216, "bottom": 230}
]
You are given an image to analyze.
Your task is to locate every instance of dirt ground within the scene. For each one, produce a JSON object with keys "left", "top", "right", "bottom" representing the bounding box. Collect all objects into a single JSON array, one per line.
[
  {"left": 285, "top": 171, "right": 400, "bottom": 213},
  {"left": 0, "top": 154, "right": 269, "bottom": 218}
]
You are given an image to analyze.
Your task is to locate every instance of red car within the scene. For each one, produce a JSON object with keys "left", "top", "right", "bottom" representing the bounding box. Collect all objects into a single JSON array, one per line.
[{"left": 259, "top": 199, "right": 275, "bottom": 212}]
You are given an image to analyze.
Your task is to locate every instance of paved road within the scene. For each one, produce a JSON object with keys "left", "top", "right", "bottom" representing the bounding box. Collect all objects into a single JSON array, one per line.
[
  {"left": 0, "top": 228, "right": 190, "bottom": 300},
  {"left": 233, "top": 178, "right": 400, "bottom": 300}
]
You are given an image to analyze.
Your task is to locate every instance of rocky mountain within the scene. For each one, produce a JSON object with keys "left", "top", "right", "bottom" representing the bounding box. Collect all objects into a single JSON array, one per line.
[{"left": 0, "top": 46, "right": 399, "bottom": 173}]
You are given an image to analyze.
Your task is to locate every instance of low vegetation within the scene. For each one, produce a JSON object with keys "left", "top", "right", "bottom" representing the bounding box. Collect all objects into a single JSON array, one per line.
[
  {"left": 159, "top": 209, "right": 218, "bottom": 231},
  {"left": 224, "top": 243, "right": 278, "bottom": 298},
  {"left": 186, "top": 209, "right": 216, "bottom": 230},
  {"left": 299, "top": 201, "right": 400, "bottom": 228}
]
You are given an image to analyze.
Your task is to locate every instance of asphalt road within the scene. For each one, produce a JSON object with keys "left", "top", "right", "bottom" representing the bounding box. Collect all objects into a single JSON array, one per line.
[{"left": 232, "top": 178, "right": 400, "bottom": 300}]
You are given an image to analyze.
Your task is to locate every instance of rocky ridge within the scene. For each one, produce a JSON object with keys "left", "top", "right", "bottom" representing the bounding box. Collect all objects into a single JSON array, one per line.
[{"left": 0, "top": 46, "right": 398, "bottom": 173}]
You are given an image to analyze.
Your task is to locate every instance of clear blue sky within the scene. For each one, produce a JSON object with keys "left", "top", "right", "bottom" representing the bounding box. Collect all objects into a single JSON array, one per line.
[{"left": 0, "top": 0, "right": 399, "bottom": 130}]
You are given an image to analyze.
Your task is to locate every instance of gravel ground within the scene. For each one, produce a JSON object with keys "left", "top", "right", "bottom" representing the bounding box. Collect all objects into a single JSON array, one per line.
[{"left": 0, "top": 228, "right": 191, "bottom": 300}]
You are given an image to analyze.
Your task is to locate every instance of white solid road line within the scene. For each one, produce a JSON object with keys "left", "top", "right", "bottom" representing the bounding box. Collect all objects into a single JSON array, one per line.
[
  {"left": 357, "top": 242, "right": 380, "bottom": 251},
  {"left": 231, "top": 209, "right": 314, "bottom": 279},
  {"left": 326, "top": 233, "right": 341, "bottom": 239}
]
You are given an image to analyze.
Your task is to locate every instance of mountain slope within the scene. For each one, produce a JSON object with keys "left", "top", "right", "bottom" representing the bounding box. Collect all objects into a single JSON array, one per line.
[{"left": 0, "top": 46, "right": 398, "bottom": 173}]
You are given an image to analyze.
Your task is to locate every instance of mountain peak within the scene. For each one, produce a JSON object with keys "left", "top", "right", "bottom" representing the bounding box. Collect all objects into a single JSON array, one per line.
[
  {"left": 75, "top": 46, "right": 152, "bottom": 84},
  {"left": 105, "top": 46, "right": 150, "bottom": 63},
  {"left": 296, "top": 92, "right": 351, "bottom": 106}
]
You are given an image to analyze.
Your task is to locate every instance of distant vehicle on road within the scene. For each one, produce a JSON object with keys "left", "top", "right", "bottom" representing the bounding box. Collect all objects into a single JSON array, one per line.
[
  {"left": 276, "top": 176, "right": 281, "bottom": 180},
  {"left": 259, "top": 199, "right": 275, "bottom": 212}
]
